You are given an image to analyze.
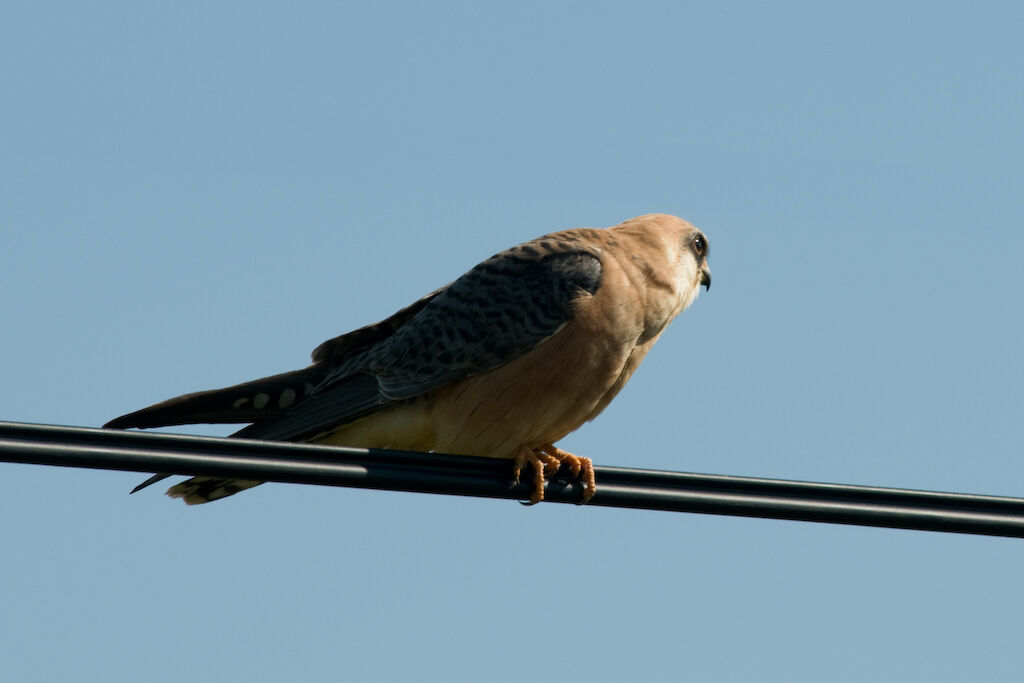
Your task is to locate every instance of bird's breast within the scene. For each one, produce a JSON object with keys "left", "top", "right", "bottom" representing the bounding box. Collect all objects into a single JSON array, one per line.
[{"left": 427, "top": 312, "right": 641, "bottom": 459}]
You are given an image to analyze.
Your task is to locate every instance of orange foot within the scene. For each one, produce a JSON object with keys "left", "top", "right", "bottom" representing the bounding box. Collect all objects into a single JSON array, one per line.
[{"left": 512, "top": 444, "right": 596, "bottom": 505}]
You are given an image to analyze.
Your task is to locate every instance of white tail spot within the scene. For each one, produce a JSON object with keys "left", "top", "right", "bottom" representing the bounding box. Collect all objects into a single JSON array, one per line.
[
  {"left": 253, "top": 393, "right": 270, "bottom": 409},
  {"left": 278, "top": 388, "right": 297, "bottom": 409}
]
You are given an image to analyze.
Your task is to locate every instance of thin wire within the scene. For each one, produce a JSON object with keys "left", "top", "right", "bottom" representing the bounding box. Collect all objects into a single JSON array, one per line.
[{"left": 2, "top": 420, "right": 1023, "bottom": 539}]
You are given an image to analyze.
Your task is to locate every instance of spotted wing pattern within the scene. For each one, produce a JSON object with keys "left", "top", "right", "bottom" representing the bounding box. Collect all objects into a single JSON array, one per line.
[{"left": 236, "top": 248, "right": 602, "bottom": 442}]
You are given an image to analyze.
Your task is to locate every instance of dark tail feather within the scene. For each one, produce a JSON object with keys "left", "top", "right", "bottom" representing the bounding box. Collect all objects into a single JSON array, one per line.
[
  {"left": 130, "top": 473, "right": 172, "bottom": 494},
  {"left": 121, "top": 372, "right": 386, "bottom": 503},
  {"left": 106, "top": 365, "right": 326, "bottom": 500},
  {"left": 107, "top": 365, "right": 387, "bottom": 503},
  {"left": 104, "top": 365, "right": 327, "bottom": 430}
]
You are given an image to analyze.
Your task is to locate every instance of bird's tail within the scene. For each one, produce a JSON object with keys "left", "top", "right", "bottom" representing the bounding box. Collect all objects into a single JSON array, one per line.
[
  {"left": 166, "top": 477, "right": 263, "bottom": 504},
  {"left": 106, "top": 365, "right": 327, "bottom": 503},
  {"left": 104, "top": 365, "right": 327, "bottom": 430}
]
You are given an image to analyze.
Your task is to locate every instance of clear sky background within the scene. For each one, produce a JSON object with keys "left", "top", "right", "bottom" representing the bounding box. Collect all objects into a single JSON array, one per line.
[{"left": 2, "top": 2, "right": 1022, "bottom": 681}]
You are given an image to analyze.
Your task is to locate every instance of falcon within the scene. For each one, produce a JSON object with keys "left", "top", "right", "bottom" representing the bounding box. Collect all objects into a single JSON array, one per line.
[{"left": 105, "top": 214, "right": 711, "bottom": 504}]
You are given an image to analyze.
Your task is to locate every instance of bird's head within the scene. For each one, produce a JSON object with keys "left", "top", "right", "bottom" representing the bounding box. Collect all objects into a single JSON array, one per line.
[
  {"left": 619, "top": 212, "right": 710, "bottom": 298},
  {"left": 609, "top": 213, "right": 711, "bottom": 340}
]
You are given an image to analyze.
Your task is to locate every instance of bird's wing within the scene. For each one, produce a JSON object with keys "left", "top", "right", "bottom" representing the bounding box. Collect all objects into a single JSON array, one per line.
[
  {"left": 370, "top": 249, "right": 602, "bottom": 399},
  {"left": 236, "top": 246, "right": 603, "bottom": 442},
  {"left": 309, "top": 287, "right": 446, "bottom": 364},
  {"left": 103, "top": 291, "right": 446, "bottom": 431}
]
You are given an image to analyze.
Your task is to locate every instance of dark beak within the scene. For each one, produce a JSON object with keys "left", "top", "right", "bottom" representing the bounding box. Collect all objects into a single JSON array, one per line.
[{"left": 700, "top": 265, "right": 711, "bottom": 291}]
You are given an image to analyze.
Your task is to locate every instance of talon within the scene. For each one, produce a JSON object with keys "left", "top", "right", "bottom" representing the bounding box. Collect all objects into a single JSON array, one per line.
[
  {"left": 512, "top": 449, "right": 548, "bottom": 504},
  {"left": 511, "top": 444, "right": 598, "bottom": 505},
  {"left": 539, "top": 444, "right": 596, "bottom": 504}
]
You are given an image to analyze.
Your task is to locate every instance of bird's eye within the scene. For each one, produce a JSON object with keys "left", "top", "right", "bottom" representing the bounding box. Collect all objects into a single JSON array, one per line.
[{"left": 692, "top": 234, "right": 707, "bottom": 255}]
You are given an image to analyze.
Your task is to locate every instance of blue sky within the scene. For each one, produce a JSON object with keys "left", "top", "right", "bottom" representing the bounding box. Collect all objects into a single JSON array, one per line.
[{"left": 2, "top": 2, "right": 1022, "bottom": 681}]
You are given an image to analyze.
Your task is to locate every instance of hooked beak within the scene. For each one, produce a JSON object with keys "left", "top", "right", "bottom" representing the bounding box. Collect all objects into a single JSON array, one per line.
[{"left": 700, "top": 265, "right": 711, "bottom": 291}]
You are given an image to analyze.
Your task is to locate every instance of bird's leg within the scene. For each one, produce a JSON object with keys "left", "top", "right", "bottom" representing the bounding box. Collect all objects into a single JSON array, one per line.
[
  {"left": 512, "top": 448, "right": 561, "bottom": 504},
  {"left": 537, "top": 444, "right": 596, "bottom": 504}
]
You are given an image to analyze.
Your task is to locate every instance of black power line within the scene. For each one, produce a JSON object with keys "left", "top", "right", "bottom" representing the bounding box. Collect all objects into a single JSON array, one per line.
[{"left": 2, "top": 420, "right": 1023, "bottom": 539}]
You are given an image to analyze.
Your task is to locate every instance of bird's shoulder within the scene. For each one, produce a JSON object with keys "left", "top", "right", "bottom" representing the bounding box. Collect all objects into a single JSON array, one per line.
[{"left": 312, "top": 228, "right": 609, "bottom": 370}]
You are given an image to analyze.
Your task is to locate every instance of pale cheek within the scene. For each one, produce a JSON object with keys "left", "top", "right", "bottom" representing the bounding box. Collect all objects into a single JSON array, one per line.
[
  {"left": 676, "top": 277, "right": 701, "bottom": 314},
  {"left": 681, "top": 288, "right": 698, "bottom": 312}
]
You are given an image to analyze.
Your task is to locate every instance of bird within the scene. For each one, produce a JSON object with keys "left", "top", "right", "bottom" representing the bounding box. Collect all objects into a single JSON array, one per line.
[{"left": 105, "top": 213, "right": 711, "bottom": 505}]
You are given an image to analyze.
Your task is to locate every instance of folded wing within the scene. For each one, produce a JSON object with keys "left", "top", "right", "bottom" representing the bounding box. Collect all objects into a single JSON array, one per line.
[{"left": 106, "top": 246, "right": 603, "bottom": 447}]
